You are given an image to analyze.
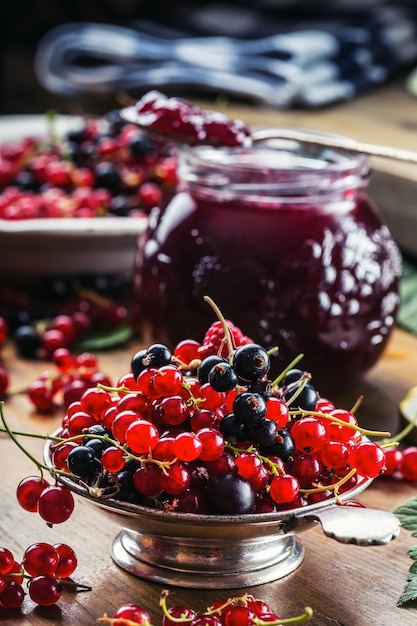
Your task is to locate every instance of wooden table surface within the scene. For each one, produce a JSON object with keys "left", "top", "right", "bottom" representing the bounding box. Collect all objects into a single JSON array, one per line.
[{"left": 2, "top": 81, "right": 417, "bottom": 625}]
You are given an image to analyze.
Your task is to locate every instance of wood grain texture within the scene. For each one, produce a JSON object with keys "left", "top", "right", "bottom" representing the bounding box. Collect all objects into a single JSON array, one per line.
[{"left": 1, "top": 329, "right": 417, "bottom": 625}]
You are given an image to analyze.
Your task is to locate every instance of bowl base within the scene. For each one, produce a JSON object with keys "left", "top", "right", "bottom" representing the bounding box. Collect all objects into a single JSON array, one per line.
[{"left": 111, "top": 529, "right": 305, "bottom": 589}]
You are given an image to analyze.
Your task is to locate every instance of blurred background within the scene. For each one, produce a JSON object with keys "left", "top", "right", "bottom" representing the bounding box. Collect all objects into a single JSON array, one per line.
[{"left": 3, "top": 0, "right": 417, "bottom": 115}]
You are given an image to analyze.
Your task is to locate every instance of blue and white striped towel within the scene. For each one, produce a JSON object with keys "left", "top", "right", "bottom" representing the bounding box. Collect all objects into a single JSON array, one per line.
[{"left": 34, "top": 1, "right": 417, "bottom": 108}]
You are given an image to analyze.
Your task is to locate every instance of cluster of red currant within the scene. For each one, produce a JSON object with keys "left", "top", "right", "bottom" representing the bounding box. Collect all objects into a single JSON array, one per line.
[
  {"left": 384, "top": 445, "right": 417, "bottom": 480},
  {"left": 5, "top": 300, "right": 393, "bottom": 523},
  {"left": 99, "top": 589, "right": 313, "bottom": 626},
  {"left": 0, "top": 542, "right": 87, "bottom": 610},
  {"left": 26, "top": 347, "right": 112, "bottom": 414},
  {"left": 0, "top": 111, "right": 177, "bottom": 220},
  {"left": 132, "top": 91, "right": 251, "bottom": 147},
  {"left": 16, "top": 473, "right": 74, "bottom": 525}
]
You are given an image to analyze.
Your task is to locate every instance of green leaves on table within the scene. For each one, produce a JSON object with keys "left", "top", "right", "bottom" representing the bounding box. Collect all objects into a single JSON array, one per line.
[
  {"left": 74, "top": 324, "right": 132, "bottom": 352},
  {"left": 393, "top": 497, "right": 417, "bottom": 606},
  {"left": 398, "top": 258, "right": 417, "bottom": 335}
]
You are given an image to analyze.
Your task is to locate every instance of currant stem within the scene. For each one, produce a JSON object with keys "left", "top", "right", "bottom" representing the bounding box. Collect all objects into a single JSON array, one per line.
[
  {"left": 97, "top": 383, "right": 131, "bottom": 395},
  {"left": 159, "top": 589, "right": 194, "bottom": 623},
  {"left": 350, "top": 395, "right": 363, "bottom": 414},
  {"left": 270, "top": 353, "right": 304, "bottom": 387},
  {"left": 282, "top": 374, "right": 311, "bottom": 407},
  {"left": 5, "top": 571, "right": 92, "bottom": 592},
  {"left": 98, "top": 616, "right": 154, "bottom": 626},
  {"left": 300, "top": 468, "right": 357, "bottom": 497},
  {"left": 292, "top": 409, "right": 391, "bottom": 438},
  {"left": 255, "top": 606, "right": 313, "bottom": 625},
  {"left": 378, "top": 419, "right": 416, "bottom": 446},
  {"left": 204, "top": 594, "right": 251, "bottom": 617},
  {"left": 0, "top": 402, "right": 45, "bottom": 472},
  {"left": 226, "top": 443, "right": 283, "bottom": 477},
  {"left": 203, "top": 296, "right": 235, "bottom": 358}
]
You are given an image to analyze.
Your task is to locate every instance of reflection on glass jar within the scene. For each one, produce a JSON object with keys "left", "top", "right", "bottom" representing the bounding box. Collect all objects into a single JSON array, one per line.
[{"left": 132, "top": 134, "right": 402, "bottom": 393}]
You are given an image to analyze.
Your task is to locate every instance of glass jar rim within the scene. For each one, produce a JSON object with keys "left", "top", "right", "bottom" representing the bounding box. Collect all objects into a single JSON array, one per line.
[
  {"left": 177, "top": 129, "right": 370, "bottom": 202},
  {"left": 180, "top": 129, "right": 369, "bottom": 174}
]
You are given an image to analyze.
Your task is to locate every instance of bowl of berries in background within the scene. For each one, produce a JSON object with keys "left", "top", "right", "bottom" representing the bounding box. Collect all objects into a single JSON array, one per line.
[
  {"left": 35, "top": 305, "right": 400, "bottom": 590},
  {"left": 0, "top": 111, "right": 178, "bottom": 279}
]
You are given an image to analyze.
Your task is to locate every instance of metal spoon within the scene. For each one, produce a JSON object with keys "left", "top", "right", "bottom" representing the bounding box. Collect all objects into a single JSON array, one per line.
[{"left": 120, "top": 104, "right": 417, "bottom": 164}]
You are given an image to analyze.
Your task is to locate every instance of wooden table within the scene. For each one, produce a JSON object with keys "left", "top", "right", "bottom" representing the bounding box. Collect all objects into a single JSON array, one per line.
[{"left": 3, "top": 81, "right": 417, "bottom": 624}]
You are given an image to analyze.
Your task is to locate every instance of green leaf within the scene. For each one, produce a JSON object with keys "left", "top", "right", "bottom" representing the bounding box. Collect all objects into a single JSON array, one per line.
[
  {"left": 397, "top": 575, "right": 417, "bottom": 606},
  {"left": 398, "top": 259, "right": 417, "bottom": 335},
  {"left": 394, "top": 497, "right": 417, "bottom": 606},
  {"left": 394, "top": 497, "right": 417, "bottom": 536},
  {"left": 74, "top": 324, "right": 133, "bottom": 352}
]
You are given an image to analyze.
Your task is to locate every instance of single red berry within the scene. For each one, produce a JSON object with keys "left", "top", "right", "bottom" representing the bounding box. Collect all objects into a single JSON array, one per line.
[
  {"left": 37, "top": 485, "right": 75, "bottom": 524},
  {"left": 16, "top": 475, "right": 50, "bottom": 512},
  {"left": 114, "top": 603, "right": 152, "bottom": 624},
  {"left": 53, "top": 543, "right": 78, "bottom": 578},
  {"left": 23, "top": 542, "right": 59, "bottom": 577},
  {"left": 28, "top": 574, "right": 62, "bottom": 606}
]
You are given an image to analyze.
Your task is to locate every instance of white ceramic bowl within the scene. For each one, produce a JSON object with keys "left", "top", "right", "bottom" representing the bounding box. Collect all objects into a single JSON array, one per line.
[{"left": 0, "top": 115, "right": 147, "bottom": 278}]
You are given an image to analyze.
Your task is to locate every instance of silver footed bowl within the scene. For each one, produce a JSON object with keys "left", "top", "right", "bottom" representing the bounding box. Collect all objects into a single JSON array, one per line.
[{"left": 44, "top": 439, "right": 400, "bottom": 590}]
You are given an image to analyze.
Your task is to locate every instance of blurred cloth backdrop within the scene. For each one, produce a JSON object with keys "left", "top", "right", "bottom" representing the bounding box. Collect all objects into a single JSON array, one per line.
[{"left": 2, "top": 0, "right": 417, "bottom": 114}]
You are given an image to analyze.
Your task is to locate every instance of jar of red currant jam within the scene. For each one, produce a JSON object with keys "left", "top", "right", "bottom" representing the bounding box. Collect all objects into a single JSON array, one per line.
[{"left": 132, "top": 135, "right": 402, "bottom": 392}]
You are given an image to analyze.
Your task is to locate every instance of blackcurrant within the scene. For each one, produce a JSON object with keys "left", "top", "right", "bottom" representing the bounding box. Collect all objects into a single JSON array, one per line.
[
  {"left": 130, "top": 349, "right": 148, "bottom": 380},
  {"left": 13, "top": 325, "right": 41, "bottom": 358},
  {"left": 129, "top": 132, "right": 155, "bottom": 157},
  {"left": 208, "top": 362, "right": 239, "bottom": 392},
  {"left": 248, "top": 418, "right": 277, "bottom": 447},
  {"left": 84, "top": 438, "right": 111, "bottom": 459},
  {"left": 67, "top": 445, "right": 101, "bottom": 478},
  {"left": 247, "top": 378, "right": 272, "bottom": 400},
  {"left": 232, "top": 343, "right": 270, "bottom": 382},
  {"left": 94, "top": 161, "right": 121, "bottom": 192},
  {"left": 283, "top": 383, "right": 318, "bottom": 411},
  {"left": 144, "top": 343, "right": 172, "bottom": 368},
  {"left": 219, "top": 413, "right": 249, "bottom": 443},
  {"left": 197, "top": 355, "right": 226, "bottom": 384},
  {"left": 233, "top": 392, "right": 266, "bottom": 425},
  {"left": 282, "top": 368, "right": 304, "bottom": 386},
  {"left": 261, "top": 428, "right": 295, "bottom": 462},
  {"left": 205, "top": 473, "right": 256, "bottom": 514}
]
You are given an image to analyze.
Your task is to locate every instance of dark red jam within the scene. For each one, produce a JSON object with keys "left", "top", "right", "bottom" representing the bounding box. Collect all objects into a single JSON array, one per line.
[
  {"left": 132, "top": 138, "right": 401, "bottom": 393},
  {"left": 133, "top": 91, "right": 251, "bottom": 146}
]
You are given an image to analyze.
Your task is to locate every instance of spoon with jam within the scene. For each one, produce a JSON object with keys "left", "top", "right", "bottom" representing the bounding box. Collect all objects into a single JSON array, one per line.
[{"left": 120, "top": 89, "right": 417, "bottom": 164}]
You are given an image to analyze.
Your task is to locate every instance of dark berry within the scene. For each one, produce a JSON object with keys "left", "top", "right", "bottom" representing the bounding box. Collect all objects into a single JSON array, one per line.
[
  {"left": 129, "top": 132, "right": 155, "bottom": 157},
  {"left": 197, "top": 355, "right": 226, "bottom": 384},
  {"left": 249, "top": 417, "right": 277, "bottom": 447},
  {"left": 233, "top": 392, "right": 266, "bottom": 426},
  {"left": 208, "top": 362, "right": 239, "bottom": 392},
  {"left": 84, "top": 438, "right": 111, "bottom": 459},
  {"left": 144, "top": 343, "right": 172, "bottom": 368},
  {"left": 94, "top": 161, "right": 121, "bottom": 192},
  {"left": 205, "top": 473, "right": 256, "bottom": 514},
  {"left": 219, "top": 413, "right": 249, "bottom": 444},
  {"left": 130, "top": 349, "right": 148, "bottom": 380},
  {"left": 261, "top": 428, "right": 295, "bottom": 462},
  {"left": 283, "top": 383, "right": 318, "bottom": 411},
  {"left": 232, "top": 343, "right": 270, "bottom": 382},
  {"left": 13, "top": 325, "right": 41, "bottom": 358},
  {"left": 282, "top": 368, "right": 304, "bottom": 386},
  {"left": 67, "top": 445, "right": 101, "bottom": 478}
]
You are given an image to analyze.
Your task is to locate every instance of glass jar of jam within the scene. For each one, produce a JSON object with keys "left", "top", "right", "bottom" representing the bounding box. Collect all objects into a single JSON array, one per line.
[{"left": 132, "top": 134, "right": 402, "bottom": 393}]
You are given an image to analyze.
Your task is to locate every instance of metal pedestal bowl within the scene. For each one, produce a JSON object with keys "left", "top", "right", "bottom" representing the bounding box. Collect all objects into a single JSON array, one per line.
[{"left": 44, "top": 441, "right": 400, "bottom": 589}]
